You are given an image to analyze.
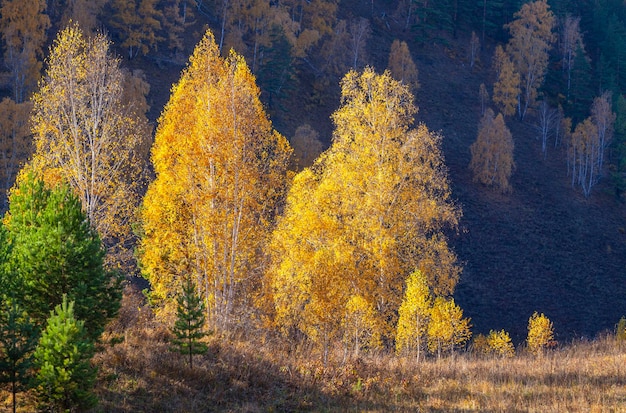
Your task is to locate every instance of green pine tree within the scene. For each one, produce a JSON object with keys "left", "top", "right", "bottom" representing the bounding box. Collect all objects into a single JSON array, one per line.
[
  {"left": 0, "top": 300, "right": 38, "bottom": 413},
  {"left": 5, "top": 174, "right": 122, "bottom": 341},
  {"left": 33, "top": 295, "right": 97, "bottom": 412},
  {"left": 170, "top": 276, "right": 208, "bottom": 369}
]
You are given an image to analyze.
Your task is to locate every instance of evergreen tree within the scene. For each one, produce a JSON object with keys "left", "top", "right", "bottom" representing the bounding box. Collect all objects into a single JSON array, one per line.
[
  {"left": 611, "top": 94, "right": 626, "bottom": 199},
  {"left": 33, "top": 296, "right": 97, "bottom": 412},
  {"left": 257, "top": 25, "right": 296, "bottom": 113},
  {"left": 0, "top": 300, "right": 38, "bottom": 413},
  {"left": 170, "top": 276, "right": 208, "bottom": 369},
  {"left": 566, "top": 43, "right": 594, "bottom": 122},
  {"left": 5, "top": 174, "right": 122, "bottom": 340}
]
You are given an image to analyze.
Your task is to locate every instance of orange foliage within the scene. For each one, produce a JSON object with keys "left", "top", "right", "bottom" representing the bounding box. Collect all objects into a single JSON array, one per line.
[{"left": 140, "top": 30, "right": 291, "bottom": 329}]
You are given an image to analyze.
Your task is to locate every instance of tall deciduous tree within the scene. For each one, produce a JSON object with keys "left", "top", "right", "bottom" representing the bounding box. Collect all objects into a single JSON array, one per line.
[
  {"left": 387, "top": 39, "right": 419, "bottom": 93},
  {"left": 108, "top": 0, "right": 164, "bottom": 58},
  {"left": 568, "top": 92, "right": 616, "bottom": 197},
  {"left": 28, "top": 24, "right": 149, "bottom": 264},
  {"left": 348, "top": 17, "right": 370, "bottom": 69},
  {"left": 140, "top": 30, "right": 291, "bottom": 330},
  {"left": 470, "top": 109, "right": 515, "bottom": 193},
  {"left": 268, "top": 68, "right": 460, "bottom": 357},
  {"left": 537, "top": 100, "right": 558, "bottom": 157},
  {"left": 492, "top": 45, "right": 520, "bottom": 118},
  {"left": 560, "top": 15, "right": 583, "bottom": 99},
  {"left": 0, "top": 0, "right": 50, "bottom": 102},
  {"left": 591, "top": 91, "right": 616, "bottom": 174},
  {"left": 469, "top": 31, "right": 480, "bottom": 69},
  {"left": 5, "top": 175, "right": 122, "bottom": 340},
  {"left": 505, "top": 0, "right": 555, "bottom": 119},
  {"left": 568, "top": 117, "right": 598, "bottom": 196}
]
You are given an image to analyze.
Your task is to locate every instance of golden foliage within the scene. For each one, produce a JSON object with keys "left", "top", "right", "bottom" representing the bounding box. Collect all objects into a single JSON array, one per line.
[
  {"left": 470, "top": 109, "right": 515, "bottom": 193},
  {"left": 269, "top": 68, "right": 460, "bottom": 355},
  {"left": 0, "top": 0, "right": 50, "bottom": 102},
  {"left": 527, "top": 311, "right": 555, "bottom": 355},
  {"left": 342, "top": 295, "right": 381, "bottom": 356},
  {"left": 486, "top": 329, "right": 515, "bottom": 357},
  {"left": 492, "top": 45, "right": 520, "bottom": 117},
  {"left": 396, "top": 270, "right": 431, "bottom": 360},
  {"left": 505, "top": 0, "right": 555, "bottom": 119},
  {"left": 427, "top": 297, "right": 472, "bottom": 357},
  {"left": 28, "top": 24, "right": 149, "bottom": 267},
  {"left": 387, "top": 39, "right": 419, "bottom": 93},
  {"left": 140, "top": 29, "right": 291, "bottom": 329}
]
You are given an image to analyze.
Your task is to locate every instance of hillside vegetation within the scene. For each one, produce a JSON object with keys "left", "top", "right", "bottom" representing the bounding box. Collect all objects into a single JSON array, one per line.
[{"left": 0, "top": 0, "right": 626, "bottom": 411}]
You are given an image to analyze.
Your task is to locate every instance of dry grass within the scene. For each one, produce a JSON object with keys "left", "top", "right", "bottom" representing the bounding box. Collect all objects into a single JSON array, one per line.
[
  {"left": 2, "top": 286, "right": 626, "bottom": 412},
  {"left": 90, "top": 328, "right": 626, "bottom": 412},
  {"left": 85, "top": 288, "right": 626, "bottom": 412}
]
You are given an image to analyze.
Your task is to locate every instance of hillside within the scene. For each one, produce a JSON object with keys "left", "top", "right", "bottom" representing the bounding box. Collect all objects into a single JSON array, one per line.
[
  {"left": 407, "top": 37, "right": 626, "bottom": 342},
  {"left": 1, "top": 0, "right": 625, "bottom": 344},
  {"left": 120, "top": 17, "right": 626, "bottom": 344}
]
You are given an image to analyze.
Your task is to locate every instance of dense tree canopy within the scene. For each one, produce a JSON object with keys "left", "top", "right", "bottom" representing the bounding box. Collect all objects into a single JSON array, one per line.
[
  {"left": 268, "top": 68, "right": 461, "bottom": 355},
  {"left": 140, "top": 30, "right": 291, "bottom": 329},
  {"left": 4, "top": 175, "right": 121, "bottom": 341}
]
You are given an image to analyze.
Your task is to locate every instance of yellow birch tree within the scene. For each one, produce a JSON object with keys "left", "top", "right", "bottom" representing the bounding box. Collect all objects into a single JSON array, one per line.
[
  {"left": 27, "top": 24, "right": 149, "bottom": 265},
  {"left": 492, "top": 45, "right": 520, "bottom": 118},
  {"left": 140, "top": 30, "right": 291, "bottom": 330},
  {"left": 268, "top": 68, "right": 461, "bottom": 356},
  {"left": 470, "top": 109, "right": 515, "bottom": 193},
  {"left": 387, "top": 39, "right": 419, "bottom": 93},
  {"left": 505, "top": 0, "right": 555, "bottom": 119},
  {"left": 396, "top": 270, "right": 432, "bottom": 361},
  {"left": 427, "top": 296, "right": 472, "bottom": 358},
  {"left": 527, "top": 311, "right": 555, "bottom": 355}
]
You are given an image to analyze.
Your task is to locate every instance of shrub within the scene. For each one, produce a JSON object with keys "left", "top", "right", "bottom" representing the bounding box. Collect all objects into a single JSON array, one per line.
[
  {"left": 486, "top": 329, "right": 515, "bottom": 357},
  {"left": 527, "top": 312, "right": 555, "bottom": 355},
  {"left": 616, "top": 317, "right": 626, "bottom": 341}
]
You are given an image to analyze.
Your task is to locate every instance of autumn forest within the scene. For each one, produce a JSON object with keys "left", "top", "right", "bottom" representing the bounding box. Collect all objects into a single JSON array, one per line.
[{"left": 1, "top": 0, "right": 626, "bottom": 411}]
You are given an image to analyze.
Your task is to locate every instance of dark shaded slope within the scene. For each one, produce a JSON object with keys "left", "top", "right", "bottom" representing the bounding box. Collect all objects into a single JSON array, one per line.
[{"left": 413, "top": 39, "right": 626, "bottom": 343}]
